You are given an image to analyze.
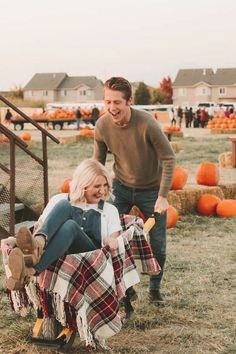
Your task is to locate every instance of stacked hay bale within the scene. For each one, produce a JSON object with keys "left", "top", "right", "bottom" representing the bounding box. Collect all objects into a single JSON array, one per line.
[
  {"left": 170, "top": 141, "right": 181, "bottom": 153},
  {"left": 218, "top": 152, "right": 233, "bottom": 168},
  {"left": 218, "top": 183, "right": 236, "bottom": 199},
  {"left": 167, "top": 186, "right": 224, "bottom": 215}
]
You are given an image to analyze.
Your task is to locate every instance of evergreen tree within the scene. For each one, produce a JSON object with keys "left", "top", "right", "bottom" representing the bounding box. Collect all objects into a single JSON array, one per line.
[{"left": 134, "top": 82, "right": 151, "bottom": 105}]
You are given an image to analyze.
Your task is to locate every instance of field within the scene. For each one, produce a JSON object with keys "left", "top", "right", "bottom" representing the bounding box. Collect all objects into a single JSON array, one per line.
[{"left": 0, "top": 127, "right": 236, "bottom": 354}]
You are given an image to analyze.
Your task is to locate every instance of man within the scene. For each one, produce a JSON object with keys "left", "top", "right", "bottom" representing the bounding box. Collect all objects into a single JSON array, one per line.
[{"left": 93, "top": 77, "right": 175, "bottom": 306}]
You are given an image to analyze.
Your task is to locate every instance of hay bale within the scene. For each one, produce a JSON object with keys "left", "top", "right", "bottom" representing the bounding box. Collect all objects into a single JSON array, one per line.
[
  {"left": 25, "top": 140, "right": 36, "bottom": 148},
  {"left": 172, "top": 131, "right": 184, "bottom": 138},
  {"left": 219, "top": 183, "right": 236, "bottom": 199},
  {"left": 76, "top": 134, "right": 94, "bottom": 141},
  {"left": 170, "top": 142, "right": 181, "bottom": 153},
  {"left": 59, "top": 135, "right": 77, "bottom": 145},
  {"left": 218, "top": 152, "right": 233, "bottom": 168},
  {"left": 211, "top": 128, "right": 236, "bottom": 134},
  {"left": 168, "top": 186, "right": 224, "bottom": 215}
]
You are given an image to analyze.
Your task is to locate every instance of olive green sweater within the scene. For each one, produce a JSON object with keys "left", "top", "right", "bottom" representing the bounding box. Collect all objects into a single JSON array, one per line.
[{"left": 93, "top": 108, "right": 176, "bottom": 197}]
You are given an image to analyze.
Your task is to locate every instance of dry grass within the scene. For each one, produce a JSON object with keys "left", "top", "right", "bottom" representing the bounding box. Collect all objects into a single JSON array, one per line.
[{"left": 0, "top": 130, "right": 236, "bottom": 353}]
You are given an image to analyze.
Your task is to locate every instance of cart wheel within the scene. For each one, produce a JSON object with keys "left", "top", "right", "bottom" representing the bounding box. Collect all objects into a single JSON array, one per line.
[
  {"left": 15, "top": 123, "right": 23, "bottom": 131},
  {"left": 53, "top": 123, "right": 63, "bottom": 130},
  {"left": 42, "top": 317, "right": 62, "bottom": 340}
]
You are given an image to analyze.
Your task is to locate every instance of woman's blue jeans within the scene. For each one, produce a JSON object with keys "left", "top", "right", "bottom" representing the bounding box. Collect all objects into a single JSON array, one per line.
[
  {"left": 34, "top": 199, "right": 97, "bottom": 274},
  {"left": 112, "top": 180, "right": 167, "bottom": 291}
]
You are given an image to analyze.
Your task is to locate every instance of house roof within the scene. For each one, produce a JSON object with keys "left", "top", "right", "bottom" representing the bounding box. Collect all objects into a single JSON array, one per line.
[
  {"left": 211, "top": 68, "right": 236, "bottom": 85},
  {"left": 24, "top": 73, "right": 67, "bottom": 90},
  {"left": 24, "top": 73, "right": 103, "bottom": 91},
  {"left": 57, "top": 76, "right": 101, "bottom": 89},
  {"left": 173, "top": 68, "right": 214, "bottom": 86}
]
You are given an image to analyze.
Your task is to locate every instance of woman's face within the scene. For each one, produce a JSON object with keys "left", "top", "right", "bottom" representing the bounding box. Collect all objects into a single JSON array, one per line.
[{"left": 84, "top": 175, "right": 109, "bottom": 204}]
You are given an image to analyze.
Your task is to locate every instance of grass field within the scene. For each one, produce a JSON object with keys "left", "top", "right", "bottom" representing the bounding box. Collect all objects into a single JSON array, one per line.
[{"left": 0, "top": 129, "right": 236, "bottom": 353}]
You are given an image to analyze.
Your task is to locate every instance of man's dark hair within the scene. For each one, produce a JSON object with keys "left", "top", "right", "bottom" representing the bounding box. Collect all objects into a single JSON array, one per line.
[{"left": 104, "top": 77, "right": 132, "bottom": 101}]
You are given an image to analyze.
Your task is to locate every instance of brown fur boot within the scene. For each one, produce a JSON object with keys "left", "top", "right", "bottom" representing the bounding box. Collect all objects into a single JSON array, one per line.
[
  {"left": 16, "top": 227, "right": 45, "bottom": 266},
  {"left": 6, "top": 248, "right": 35, "bottom": 291}
]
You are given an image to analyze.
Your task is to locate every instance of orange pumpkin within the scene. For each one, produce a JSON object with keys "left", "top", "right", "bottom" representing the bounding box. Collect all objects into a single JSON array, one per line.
[
  {"left": 166, "top": 206, "right": 179, "bottom": 228},
  {"left": 20, "top": 132, "right": 32, "bottom": 141},
  {"left": 60, "top": 177, "right": 71, "bottom": 193},
  {"left": 216, "top": 199, "right": 236, "bottom": 218},
  {"left": 2, "top": 135, "right": 10, "bottom": 143},
  {"left": 196, "top": 194, "right": 221, "bottom": 216},
  {"left": 196, "top": 162, "right": 219, "bottom": 186},
  {"left": 171, "top": 166, "right": 188, "bottom": 190}
]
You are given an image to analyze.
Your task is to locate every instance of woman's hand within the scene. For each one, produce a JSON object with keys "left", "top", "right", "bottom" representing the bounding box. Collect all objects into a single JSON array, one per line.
[
  {"left": 104, "top": 236, "right": 118, "bottom": 251},
  {"left": 0, "top": 237, "right": 16, "bottom": 251},
  {"left": 104, "top": 231, "right": 120, "bottom": 251}
]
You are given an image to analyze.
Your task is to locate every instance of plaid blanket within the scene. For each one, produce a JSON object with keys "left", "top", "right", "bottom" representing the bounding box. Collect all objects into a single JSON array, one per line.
[{"left": 3, "top": 215, "right": 160, "bottom": 348}]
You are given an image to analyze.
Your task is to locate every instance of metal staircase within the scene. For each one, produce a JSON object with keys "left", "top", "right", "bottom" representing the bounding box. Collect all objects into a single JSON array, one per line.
[{"left": 0, "top": 95, "right": 60, "bottom": 238}]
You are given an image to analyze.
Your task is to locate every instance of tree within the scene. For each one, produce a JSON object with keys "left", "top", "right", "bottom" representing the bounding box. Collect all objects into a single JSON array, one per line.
[
  {"left": 10, "top": 85, "right": 24, "bottom": 99},
  {"left": 134, "top": 82, "right": 151, "bottom": 105},
  {"left": 152, "top": 76, "right": 173, "bottom": 104},
  {"left": 160, "top": 76, "right": 173, "bottom": 103},
  {"left": 151, "top": 88, "right": 166, "bottom": 104}
]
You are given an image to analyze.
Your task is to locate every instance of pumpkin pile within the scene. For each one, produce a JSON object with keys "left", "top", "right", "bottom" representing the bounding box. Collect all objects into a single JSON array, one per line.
[
  {"left": 207, "top": 113, "right": 236, "bottom": 130},
  {"left": 13, "top": 108, "right": 105, "bottom": 122}
]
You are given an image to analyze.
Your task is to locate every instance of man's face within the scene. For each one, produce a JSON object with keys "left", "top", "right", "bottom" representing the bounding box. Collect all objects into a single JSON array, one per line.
[{"left": 104, "top": 88, "right": 132, "bottom": 125}]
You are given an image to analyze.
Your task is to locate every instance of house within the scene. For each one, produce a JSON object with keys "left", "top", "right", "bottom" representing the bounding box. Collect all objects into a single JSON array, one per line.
[
  {"left": 172, "top": 68, "right": 236, "bottom": 107},
  {"left": 23, "top": 73, "right": 104, "bottom": 103}
]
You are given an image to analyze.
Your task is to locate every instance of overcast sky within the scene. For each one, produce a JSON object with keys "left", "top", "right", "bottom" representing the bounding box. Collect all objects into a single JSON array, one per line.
[{"left": 1, "top": 0, "right": 236, "bottom": 90}]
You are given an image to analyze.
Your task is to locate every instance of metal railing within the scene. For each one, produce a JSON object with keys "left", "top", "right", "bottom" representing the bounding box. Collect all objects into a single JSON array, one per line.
[{"left": 0, "top": 95, "right": 60, "bottom": 236}]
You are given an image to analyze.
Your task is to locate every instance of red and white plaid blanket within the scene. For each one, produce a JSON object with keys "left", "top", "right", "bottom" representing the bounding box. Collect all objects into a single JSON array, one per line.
[{"left": 4, "top": 215, "right": 160, "bottom": 348}]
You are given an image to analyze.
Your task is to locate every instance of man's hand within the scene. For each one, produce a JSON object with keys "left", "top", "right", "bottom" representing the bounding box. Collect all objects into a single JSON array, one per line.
[{"left": 154, "top": 196, "right": 169, "bottom": 214}]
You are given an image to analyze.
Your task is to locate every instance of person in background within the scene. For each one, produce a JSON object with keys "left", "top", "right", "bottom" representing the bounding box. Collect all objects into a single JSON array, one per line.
[
  {"left": 169, "top": 108, "right": 176, "bottom": 127},
  {"left": 76, "top": 106, "right": 82, "bottom": 130},
  {"left": 200, "top": 107, "right": 208, "bottom": 128},
  {"left": 177, "top": 106, "right": 183, "bottom": 128},
  {"left": 4, "top": 109, "right": 13, "bottom": 126},
  {"left": 6, "top": 159, "right": 122, "bottom": 291},
  {"left": 91, "top": 105, "right": 100, "bottom": 126},
  {"left": 93, "top": 76, "right": 176, "bottom": 306}
]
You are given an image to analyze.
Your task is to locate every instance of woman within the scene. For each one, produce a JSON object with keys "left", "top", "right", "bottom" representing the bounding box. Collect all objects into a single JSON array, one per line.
[{"left": 7, "top": 159, "right": 122, "bottom": 291}]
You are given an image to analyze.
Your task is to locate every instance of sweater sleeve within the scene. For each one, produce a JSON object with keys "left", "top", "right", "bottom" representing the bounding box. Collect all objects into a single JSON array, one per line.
[
  {"left": 148, "top": 121, "right": 176, "bottom": 197},
  {"left": 93, "top": 122, "right": 108, "bottom": 165}
]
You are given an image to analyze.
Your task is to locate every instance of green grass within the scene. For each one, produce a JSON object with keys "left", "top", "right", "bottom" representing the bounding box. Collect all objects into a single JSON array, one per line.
[{"left": 0, "top": 132, "right": 236, "bottom": 353}]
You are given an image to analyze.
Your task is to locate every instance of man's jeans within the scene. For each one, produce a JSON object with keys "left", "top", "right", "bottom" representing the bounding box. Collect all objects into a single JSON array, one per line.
[{"left": 112, "top": 180, "right": 167, "bottom": 291}]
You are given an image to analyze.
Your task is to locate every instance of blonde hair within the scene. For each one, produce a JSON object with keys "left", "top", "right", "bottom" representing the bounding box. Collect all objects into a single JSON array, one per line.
[{"left": 69, "top": 159, "right": 111, "bottom": 203}]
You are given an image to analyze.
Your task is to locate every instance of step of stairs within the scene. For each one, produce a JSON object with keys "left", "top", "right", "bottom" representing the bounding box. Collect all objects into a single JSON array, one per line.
[{"left": 0, "top": 203, "right": 25, "bottom": 214}]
